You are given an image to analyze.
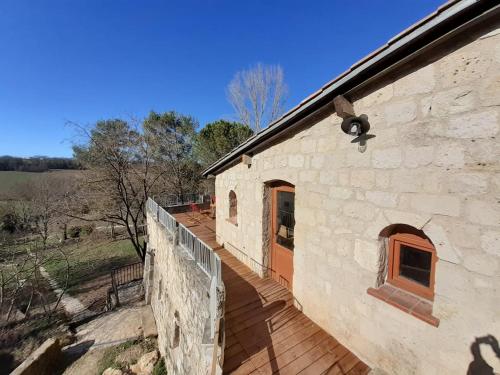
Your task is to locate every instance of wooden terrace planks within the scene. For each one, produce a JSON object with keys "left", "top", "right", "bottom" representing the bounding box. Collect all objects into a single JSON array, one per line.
[{"left": 172, "top": 211, "right": 369, "bottom": 375}]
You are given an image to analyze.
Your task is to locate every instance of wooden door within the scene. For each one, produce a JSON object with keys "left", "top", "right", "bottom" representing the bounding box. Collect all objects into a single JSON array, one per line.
[{"left": 271, "top": 184, "right": 295, "bottom": 290}]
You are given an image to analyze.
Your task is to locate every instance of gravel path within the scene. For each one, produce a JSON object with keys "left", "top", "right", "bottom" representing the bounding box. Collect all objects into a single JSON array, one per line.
[{"left": 39, "top": 266, "right": 88, "bottom": 316}]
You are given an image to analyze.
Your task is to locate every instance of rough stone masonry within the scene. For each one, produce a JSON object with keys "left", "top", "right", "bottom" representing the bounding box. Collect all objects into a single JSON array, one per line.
[{"left": 145, "top": 215, "right": 216, "bottom": 375}]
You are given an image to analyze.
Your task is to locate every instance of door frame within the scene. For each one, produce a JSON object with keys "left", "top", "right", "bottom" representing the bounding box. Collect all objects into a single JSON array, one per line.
[{"left": 269, "top": 181, "right": 295, "bottom": 290}]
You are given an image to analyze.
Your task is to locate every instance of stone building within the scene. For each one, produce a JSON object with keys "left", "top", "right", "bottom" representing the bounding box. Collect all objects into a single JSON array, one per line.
[{"left": 202, "top": 1, "right": 500, "bottom": 374}]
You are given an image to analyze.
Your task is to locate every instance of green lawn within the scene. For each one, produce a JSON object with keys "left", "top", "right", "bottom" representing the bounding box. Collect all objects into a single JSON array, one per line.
[{"left": 43, "top": 237, "right": 141, "bottom": 294}]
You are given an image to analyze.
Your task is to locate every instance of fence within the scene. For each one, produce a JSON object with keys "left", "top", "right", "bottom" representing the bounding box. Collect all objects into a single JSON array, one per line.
[
  {"left": 178, "top": 223, "right": 222, "bottom": 284},
  {"left": 146, "top": 197, "right": 223, "bottom": 286},
  {"left": 156, "top": 193, "right": 205, "bottom": 207},
  {"left": 110, "top": 261, "right": 144, "bottom": 306},
  {"left": 159, "top": 205, "right": 177, "bottom": 234},
  {"left": 146, "top": 197, "right": 159, "bottom": 215}
]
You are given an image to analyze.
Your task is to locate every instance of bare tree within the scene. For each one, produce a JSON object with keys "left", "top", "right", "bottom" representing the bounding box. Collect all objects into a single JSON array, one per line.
[
  {"left": 12, "top": 175, "right": 76, "bottom": 249},
  {"left": 227, "top": 63, "right": 288, "bottom": 132},
  {"left": 0, "top": 176, "right": 76, "bottom": 322},
  {"left": 70, "top": 119, "right": 169, "bottom": 261},
  {"left": 68, "top": 113, "right": 202, "bottom": 261},
  {"left": 0, "top": 234, "right": 70, "bottom": 322}
]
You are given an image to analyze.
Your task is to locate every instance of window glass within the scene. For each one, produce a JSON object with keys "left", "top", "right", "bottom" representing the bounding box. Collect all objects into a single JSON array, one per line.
[
  {"left": 399, "top": 244, "right": 432, "bottom": 287},
  {"left": 276, "top": 191, "right": 295, "bottom": 250}
]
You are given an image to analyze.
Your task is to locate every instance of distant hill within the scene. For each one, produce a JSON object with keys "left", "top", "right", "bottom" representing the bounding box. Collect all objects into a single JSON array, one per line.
[{"left": 0, "top": 155, "right": 80, "bottom": 172}]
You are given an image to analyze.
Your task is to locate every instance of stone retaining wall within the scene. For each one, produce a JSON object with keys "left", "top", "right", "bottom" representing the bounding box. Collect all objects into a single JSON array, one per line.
[
  {"left": 146, "top": 215, "right": 215, "bottom": 375},
  {"left": 11, "top": 338, "right": 62, "bottom": 375}
]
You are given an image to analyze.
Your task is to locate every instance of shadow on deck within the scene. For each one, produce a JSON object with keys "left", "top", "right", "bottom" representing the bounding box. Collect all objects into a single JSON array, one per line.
[{"left": 172, "top": 211, "right": 369, "bottom": 375}]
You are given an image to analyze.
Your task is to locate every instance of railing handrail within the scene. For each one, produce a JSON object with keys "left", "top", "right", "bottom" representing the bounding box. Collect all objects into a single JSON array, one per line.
[
  {"left": 111, "top": 261, "right": 144, "bottom": 285},
  {"left": 110, "top": 261, "right": 144, "bottom": 307},
  {"left": 111, "top": 260, "right": 143, "bottom": 272},
  {"left": 147, "top": 196, "right": 223, "bottom": 286},
  {"left": 156, "top": 193, "right": 205, "bottom": 208}
]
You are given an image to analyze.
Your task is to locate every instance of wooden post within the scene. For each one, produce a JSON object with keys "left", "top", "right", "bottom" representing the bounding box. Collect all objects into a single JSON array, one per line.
[
  {"left": 112, "top": 272, "right": 120, "bottom": 307},
  {"left": 333, "top": 95, "right": 355, "bottom": 118},
  {"left": 241, "top": 154, "right": 252, "bottom": 166}
]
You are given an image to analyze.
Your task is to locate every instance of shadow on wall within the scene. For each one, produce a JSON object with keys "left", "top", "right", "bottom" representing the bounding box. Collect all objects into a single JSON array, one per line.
[
  {"left": 467, "top": 335, "right": 500, "bottom": 375},
  {"left": 221, "top": 258, "right": 292, "bottom": 374}
]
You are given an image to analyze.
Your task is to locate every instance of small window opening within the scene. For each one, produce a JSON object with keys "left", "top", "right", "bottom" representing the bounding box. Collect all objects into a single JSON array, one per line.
[
  {"left": 172, "top": 323, "right": 180, "bottom": 348},
  {"left": 157, "top": 278, "right": 162, "bottom": 300},
  {"left": 172, "top": 310, "right": 180, "bottom": 348},
  {"left": 388, "top": 232, "right": 437, "bottom": 300},
  {"left": 229, "top": 190, "right": 237, "bottom": 225}
]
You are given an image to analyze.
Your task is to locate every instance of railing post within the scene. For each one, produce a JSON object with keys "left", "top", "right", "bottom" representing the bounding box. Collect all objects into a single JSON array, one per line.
[
  {"left": 173, "top": 225, "right": 179, "bottom": 246},
  {"left": 211, "top": 254, "right": 216, "bottom": 279},
  {"left": 112, "top": 272, "right": 120, "bottom": 307}
]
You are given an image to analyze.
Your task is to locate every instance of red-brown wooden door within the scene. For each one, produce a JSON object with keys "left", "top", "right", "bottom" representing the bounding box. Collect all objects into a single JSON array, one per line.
[{"left": 271, "top": 184, "right": 295, "bottom": 290}]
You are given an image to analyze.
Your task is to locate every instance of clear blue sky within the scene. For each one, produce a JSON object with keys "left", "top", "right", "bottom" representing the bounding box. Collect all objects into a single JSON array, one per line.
[{"left": 0, "top": 0, "right": 444, "bottom": 158}]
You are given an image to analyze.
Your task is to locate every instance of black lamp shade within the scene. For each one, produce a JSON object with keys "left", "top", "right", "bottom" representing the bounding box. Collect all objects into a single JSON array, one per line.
[{"left": 341, "top": 115, "right": 370, "bottom": 135}]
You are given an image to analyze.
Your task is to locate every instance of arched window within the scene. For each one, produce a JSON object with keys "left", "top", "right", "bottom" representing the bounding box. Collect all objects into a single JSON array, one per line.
[
  {"left": 387, "top": 230, "right": 437, "bottom": 300},
  {"left": 229, "top": 190, "right": 237, "bottom": 225}
]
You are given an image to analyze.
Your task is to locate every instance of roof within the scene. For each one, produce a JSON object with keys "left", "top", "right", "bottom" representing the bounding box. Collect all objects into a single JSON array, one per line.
[{"left": 202, "top": 0, "right": 499, "bottom": 177}]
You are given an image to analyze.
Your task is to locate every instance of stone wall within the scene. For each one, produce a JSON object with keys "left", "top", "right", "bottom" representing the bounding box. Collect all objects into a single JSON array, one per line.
[
  {"left": 215, "top": 26, "right": 500, "bottom": 374},
  {"left": 11, "top": 338, "right": 62, "bottom": 375},
  {"left": 146, "top": 215, "right": 214, "bottom": 375}
]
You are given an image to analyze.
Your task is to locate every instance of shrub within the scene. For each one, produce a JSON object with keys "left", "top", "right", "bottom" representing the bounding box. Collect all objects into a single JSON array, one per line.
[
  {"left": 82, "top": 224, "right": 94, "bottom": 236},
  {"left": 152, "top": 358, "right": 166, "bottom": 375},
  {"left": 1, "top": 212, "right": 17, "bottom": 233},
  {"left": 68, "top": 226, "right": 81, "bottom": 238},
  {"left": 97, "top": 340, "right": 137, "bottom": 374}
]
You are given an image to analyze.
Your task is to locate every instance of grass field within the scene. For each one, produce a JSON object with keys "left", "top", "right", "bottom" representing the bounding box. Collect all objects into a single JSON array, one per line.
[
  {"left": 44, "top": 237, "right": 140, "bottom": 295},
  {"left": 0, "top": 170, "right": 81, "bottom": 198}
]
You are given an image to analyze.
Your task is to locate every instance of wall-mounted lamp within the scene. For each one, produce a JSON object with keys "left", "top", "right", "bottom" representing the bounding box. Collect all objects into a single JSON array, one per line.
[
  {"left": 333, "top": 95, "right": 375, "bottom": 153},
  {"left": 341, "top": 114, "right": 375, "bottom": 153}
]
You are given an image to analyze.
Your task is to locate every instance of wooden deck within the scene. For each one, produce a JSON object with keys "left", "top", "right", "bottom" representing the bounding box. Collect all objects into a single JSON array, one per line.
[{"left": 173, "top": 212, "right": 369, "bottom": 375}]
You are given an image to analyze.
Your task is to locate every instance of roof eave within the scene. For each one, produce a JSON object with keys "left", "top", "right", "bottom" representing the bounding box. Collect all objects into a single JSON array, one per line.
[{"left": 202, "top": 0, "right": 492, "bottom": 178}]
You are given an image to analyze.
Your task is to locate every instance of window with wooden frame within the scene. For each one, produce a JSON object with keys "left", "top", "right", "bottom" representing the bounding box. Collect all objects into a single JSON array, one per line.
[
  {"left": 388, "top": 232, "right": 437, "bottom": 300},
  {"left": 228, "top": 190, "right": 237, "bottom": 225}
]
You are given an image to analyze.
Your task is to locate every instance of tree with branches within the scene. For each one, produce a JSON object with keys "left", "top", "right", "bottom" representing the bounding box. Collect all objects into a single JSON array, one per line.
[
  {"left": 227, "top": 63, "right": 288, "bottom": 132},
  {"left": 17, "top": 175, "right": 75, "bottom": 249},
  {"left": 0, "top": 239, "right": 70, "bottom": 322},
  {"left": 70, "top": 113, "right": 202, "bottom": 261},
  {"left": 194, "top": 120, "right": 253, "bottom": 167},
  {"left": 71, "top": 119, "right": 167, "bottom": 261},
  {"left": 143, "top": 111, "right": 201, "bottom": 197}
]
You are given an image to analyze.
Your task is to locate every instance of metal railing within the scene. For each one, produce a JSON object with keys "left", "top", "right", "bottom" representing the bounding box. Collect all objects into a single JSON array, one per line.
[
  {"left": 147, "top": 197, "right": 177, "bottom": 233},
  {"left": 155, "top": 193, "right": 205, "bottom": 207},
  {"left": 110, "top": 261, "right": 144, "bottom": 306},
  {"left": 147, "top": 196, "right": 222, "bottom": 285},
  {"left": 146, "top": 198, "right": 158, "bottom": 214},
  {"left": 178, "top": 223, "right": 222, "bottom": 283},
  {"left": 159, "top": 206, "right": 177, "bottom": 234}
]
